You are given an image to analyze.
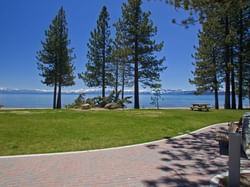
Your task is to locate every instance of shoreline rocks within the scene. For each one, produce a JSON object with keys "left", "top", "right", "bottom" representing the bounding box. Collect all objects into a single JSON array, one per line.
[
  {"left": 104, "top": 102, "right": 122, "bottom": 109},
  {"left": 81, "top": 103, "right": 91, "bottom": 110}
]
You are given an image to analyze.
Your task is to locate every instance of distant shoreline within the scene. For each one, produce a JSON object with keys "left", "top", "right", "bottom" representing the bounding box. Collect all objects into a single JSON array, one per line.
[
  {"left": 1, "top": 106, "right": 249, "bottom": 110},
  {"left": 0, "top": 89, "right": 225, "bottom": 95},
  {"left": 0, "top": 107, "right": 190, "bottom": 111},
  {"left": 1, "top": 93, "right": 249, "bottom": 109}
]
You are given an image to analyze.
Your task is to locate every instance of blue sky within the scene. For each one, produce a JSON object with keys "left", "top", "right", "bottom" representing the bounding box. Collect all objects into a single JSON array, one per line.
[{"left": 0, "top": 0, "right": 200, "bottom": 91}]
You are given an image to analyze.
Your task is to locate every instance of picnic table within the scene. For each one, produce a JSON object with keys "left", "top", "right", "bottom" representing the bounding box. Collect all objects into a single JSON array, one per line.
[{"left": 190, "top": 103, "right": 210, "bottom": 111}]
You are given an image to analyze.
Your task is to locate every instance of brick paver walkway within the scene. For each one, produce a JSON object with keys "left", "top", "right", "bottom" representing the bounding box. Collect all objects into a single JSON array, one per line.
[{"left": 0, "top": 123, "right": 250, "bottom": 187}]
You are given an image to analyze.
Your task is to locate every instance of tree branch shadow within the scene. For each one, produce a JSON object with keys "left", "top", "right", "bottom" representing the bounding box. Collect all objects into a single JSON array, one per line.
[{"left": 142, "top": 125, "right": 250, "bottom": 187}]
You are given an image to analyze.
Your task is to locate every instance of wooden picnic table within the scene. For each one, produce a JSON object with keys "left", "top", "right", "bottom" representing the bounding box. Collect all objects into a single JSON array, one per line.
[{"left": 190, "top": 103, "right": 210, "bottom": 111}]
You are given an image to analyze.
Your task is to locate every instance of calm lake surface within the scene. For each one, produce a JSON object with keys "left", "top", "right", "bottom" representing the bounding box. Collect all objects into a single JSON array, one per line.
[{"left": 0, "top": 93, "right": 249, "bottom": 108}]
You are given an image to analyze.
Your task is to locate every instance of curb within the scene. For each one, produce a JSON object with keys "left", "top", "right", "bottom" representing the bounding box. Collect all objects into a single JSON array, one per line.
[{"left": 0, "top": 122, "right": 227, "bottom": 159}]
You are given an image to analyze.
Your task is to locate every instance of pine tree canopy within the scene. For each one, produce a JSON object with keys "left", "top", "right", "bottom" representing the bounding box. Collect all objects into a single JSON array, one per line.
[
  {"left": 120, "top": 0, "right": 166, "bottom": 88},
  {"left": 80, "top": 6, "right": 113, "bottom": 97},
  {"left": 37, "top": 7, "right": 75, "bottom": 108}
]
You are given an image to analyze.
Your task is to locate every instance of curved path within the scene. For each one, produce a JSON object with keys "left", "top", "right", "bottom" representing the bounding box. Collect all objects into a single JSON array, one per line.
[{"left": 0, "top": 123, "right": 250, "bottom": 187}]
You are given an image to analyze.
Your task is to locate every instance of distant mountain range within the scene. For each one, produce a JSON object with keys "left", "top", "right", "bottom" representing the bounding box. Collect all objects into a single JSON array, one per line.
[{"left": 0, "top": 88, "right": 224, "bottom": 95}]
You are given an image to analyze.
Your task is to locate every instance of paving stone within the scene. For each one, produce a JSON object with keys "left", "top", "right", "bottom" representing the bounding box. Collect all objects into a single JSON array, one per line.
[{"left": 0, "top": 124, "right": 249, "bottom": 187}]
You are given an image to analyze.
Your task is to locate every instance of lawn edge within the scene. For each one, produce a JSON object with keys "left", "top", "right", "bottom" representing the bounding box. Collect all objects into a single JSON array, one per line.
[{"left": 0, "top": 122, "right": 227, "bottom": 159}]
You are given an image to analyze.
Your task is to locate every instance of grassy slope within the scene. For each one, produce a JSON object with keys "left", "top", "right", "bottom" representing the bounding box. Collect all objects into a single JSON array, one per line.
[{"left": 0, "top": 109, "right": 248, "bottom": 156}]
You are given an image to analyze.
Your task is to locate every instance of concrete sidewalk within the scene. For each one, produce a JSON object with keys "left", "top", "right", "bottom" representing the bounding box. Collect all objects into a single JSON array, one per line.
[{"left": 0, "top": 123, "right": 250, "bottom": 187}]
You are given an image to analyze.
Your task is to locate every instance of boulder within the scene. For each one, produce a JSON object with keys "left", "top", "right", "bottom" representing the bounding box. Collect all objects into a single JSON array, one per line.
[
  {"left": 81, "top": 103, "right": 91, "bottom": 110},
  {"left": 104, "top": 102, "right": 122, "bottom": 109}
]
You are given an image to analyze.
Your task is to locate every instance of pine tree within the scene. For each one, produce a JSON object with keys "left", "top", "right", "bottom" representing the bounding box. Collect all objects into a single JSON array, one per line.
[
  {"left": 56, "top": 7, "right": 75, "bottom": 109},
  {"left": 112, "top": 18, "right": 133, "bottom": 100},
  {"left": 190, "top": 17, "right": 223, "bottom": 109},
  {"left": 150, "top": 83, "right": 165, "bottom": 109},
  {"left": 245, "top": 54, "right": 250, "bottom": 106},
  {"left": 37, "top": 27, "right": 58, "bottom": 109},
  {"left": 230, "top": 46, "right": 236, "bottom": 109},
  {"left": 165, "top": 0, "right": 250, "bottom": 109},
  {"left": 80, "top": 6, "right": 113, "bottom": 98},
  {"left": 235, "top": 2, "right": 250, "bottom": 109},
  {"left": 110, "top": 43, "right": 121, "bottom": 100},
  {"left": 37, "top": 7, "right": 75, "bottom": 109},
  {"left": 245, "top": 23, "right": 250, "bottom": 106},
  {"left": 118, "top": 0, "right": 166, "bottom": 109}
]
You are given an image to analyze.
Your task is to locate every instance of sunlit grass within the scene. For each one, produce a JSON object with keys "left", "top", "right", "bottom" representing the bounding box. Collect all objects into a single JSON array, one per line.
[{"left": 0, "top": 109, "right": 248, "bottom": 156}]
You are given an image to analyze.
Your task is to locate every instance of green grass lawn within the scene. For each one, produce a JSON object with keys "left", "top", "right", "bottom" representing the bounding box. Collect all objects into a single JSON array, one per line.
[{"left": 0, "top": 109, "right": 248, "bottom": 156}]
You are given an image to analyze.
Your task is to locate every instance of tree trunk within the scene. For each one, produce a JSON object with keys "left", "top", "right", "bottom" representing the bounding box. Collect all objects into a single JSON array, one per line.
[
  {"left": 102, "top": 28, "right": 106, "bottom": 98},
  {"left": 231, "top": 47, "right": 236, "bottom": 109},
  {"left": 214, "top": 87, "right": 219, "bottom": 109},
  {"left": 249, "top": 82, "right": 250, "bottom": 107},
  {"left": 224, "top": 16, "right": 231, "bottom": 109},
  {"left": 115, "top": 60, "right": 119, "bottom": 101},
  {"left": 156, "top": 95, "right": 159, "bottom": 110},
  {"left": 238, "top": 10, "right": 243, "bottom": 109},
  {"left": 134, "top": 38, "right": 139, "bottom": 109},
  {"left": 212, "top": 49, "right": 219, "bottom": 109},
  {"left": 248, "top": 80, "right": 250, "bottom": 108},
  {"left": 53, "top": 82, "right": 57, "bottom": 109},
  {"left": 56, "top": 54, "right": 61, "bottom": 109},
  {"left": 57, "top": 80, "right": 62, "bottom": 109},
  {"left": 102, "top": 59, "right": 105, "bottom": 98},
  {"left": 214, "top": 68, "right": 219, "bottom": 109},
  {"left": 121, "top": 63, "right": 125, "bottom": 100},
  {"left": 249, "top": 84, "right": 250, "bottom": 108},
  {"left": 231, "top": 70, "right": 236, "bottom": 109}
]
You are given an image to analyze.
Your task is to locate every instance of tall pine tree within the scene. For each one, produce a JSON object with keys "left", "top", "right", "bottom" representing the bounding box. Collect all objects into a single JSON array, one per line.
[
  {"left": 118, "top": 0, "right": 166, "bottom": 109},
  {"left": 166, "top": 0, "right": 250, "bottom": 109},
  {"left": 112, "top": 18, "right": 133, "bottom": 100},
  {"left": 37, "top": 20, "right": 58, "bottom": 109},
  {"left": 234, "top": 2, "right": 250, "bottom": 109},
  {"left": 37, "top": 7, "right": 75, "bottom": 109},
  {"left": 80, "top": 6, "right": 113, "bottom": 97},
  {"left": 190, "top": 17, "right": 223, "bottom": 109}
]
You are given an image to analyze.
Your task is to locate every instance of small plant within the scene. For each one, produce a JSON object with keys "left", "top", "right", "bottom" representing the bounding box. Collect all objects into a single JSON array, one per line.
[
  {"left": 150, "top": 83, "right": 165, "bottom": 109},
  {"left": 65, "top": 93, "right": 86, "bottom": 108}
]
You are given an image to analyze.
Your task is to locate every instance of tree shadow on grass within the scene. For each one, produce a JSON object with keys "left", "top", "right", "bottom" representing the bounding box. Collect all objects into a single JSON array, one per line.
[{"left": 142, "top": 126, "right": 250, "bottom": 187}]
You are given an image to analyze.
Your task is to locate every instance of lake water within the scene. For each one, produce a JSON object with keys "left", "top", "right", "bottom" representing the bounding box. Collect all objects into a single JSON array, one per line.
[{"left": 0, "top": 93, "right": 249, "bottom": 108}]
